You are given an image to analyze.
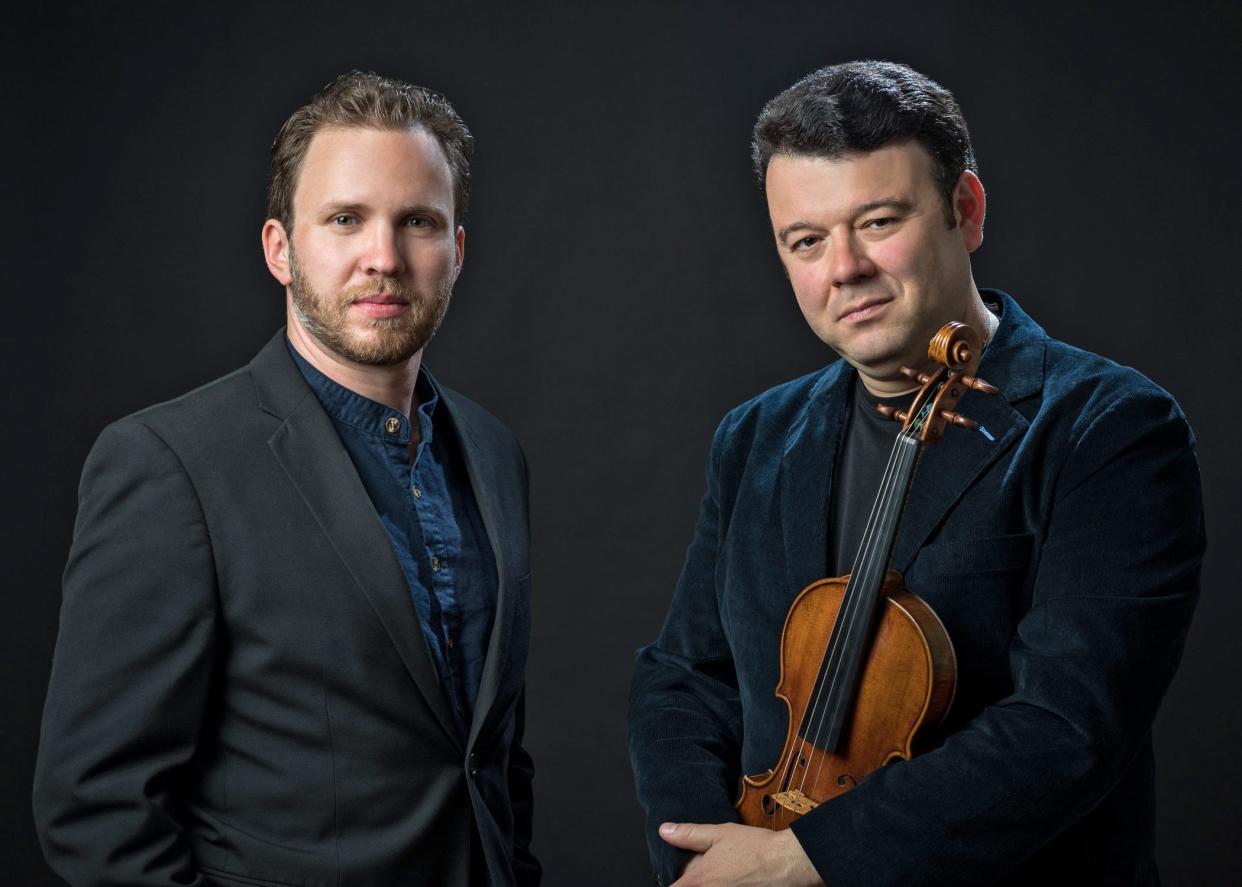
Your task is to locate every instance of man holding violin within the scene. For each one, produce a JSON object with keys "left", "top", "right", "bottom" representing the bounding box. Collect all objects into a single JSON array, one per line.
[{"left": 628, "top": 60, "right": 1204, "bottom": 886}]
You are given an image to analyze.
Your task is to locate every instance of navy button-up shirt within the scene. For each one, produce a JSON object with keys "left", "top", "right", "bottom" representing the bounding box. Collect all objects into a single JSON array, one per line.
[{"left": 290, "top": 343, "right": 497, "bottom": 738}]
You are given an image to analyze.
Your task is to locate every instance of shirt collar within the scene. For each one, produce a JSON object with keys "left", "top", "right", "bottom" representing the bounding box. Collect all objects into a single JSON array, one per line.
[{"left": 286, "top": 340, "right": 440, "bottom": 445}]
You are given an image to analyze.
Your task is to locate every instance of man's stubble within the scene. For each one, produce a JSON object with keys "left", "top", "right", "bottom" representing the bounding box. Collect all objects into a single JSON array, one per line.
[{"left": 288, "top": 246, "right": 453, "bottom": 367}]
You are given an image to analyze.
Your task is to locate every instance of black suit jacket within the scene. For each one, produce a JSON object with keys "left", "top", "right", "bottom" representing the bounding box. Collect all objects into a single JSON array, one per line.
[
  {"left": 34, "top": 332, "right": 539, "bottom": 887},
  {"left": 629, "top": 292, "right": 1205, "bottom": 885}
]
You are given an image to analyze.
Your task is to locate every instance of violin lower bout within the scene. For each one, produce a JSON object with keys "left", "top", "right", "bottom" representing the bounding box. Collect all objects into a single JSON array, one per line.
[{"left": 736, "top": 572, "right": 956, "bottom": 829}]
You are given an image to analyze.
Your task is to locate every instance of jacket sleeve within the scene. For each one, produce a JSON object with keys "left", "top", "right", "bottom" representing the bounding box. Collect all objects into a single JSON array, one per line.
[
  {"left": 789, "top": 389, "right": 1205, "bottom": 885},
  {"left": 33, "top": 418, "right": 216, "bottom": 886},
  {"left": 509, "top": 446, "right": 540, "bottom": 886},
  {"left": 508, "top": 688, "right": 541, "bottom": 886},
  {"left": 628, "top": 416, "right": 745, "bottom": 886}
]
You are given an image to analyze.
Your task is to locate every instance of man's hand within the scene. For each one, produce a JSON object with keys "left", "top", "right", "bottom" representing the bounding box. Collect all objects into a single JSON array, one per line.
[{"left": 660, "top": 821, "right": 823, "bottom": 886}]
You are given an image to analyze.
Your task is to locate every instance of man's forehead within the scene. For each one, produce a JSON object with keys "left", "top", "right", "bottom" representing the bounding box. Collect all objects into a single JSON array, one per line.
[
  {"left": 769, "top": 142, "right": 934, "bottom": 184},
  {"left": 293, "top": 125, "right": 452, "bottom": 207},
  {"left": 766, "top": 143, "right": 935, "bottom": 214},
  {"left": 299, "top": 125, "right": 446, "bottom": 171}
]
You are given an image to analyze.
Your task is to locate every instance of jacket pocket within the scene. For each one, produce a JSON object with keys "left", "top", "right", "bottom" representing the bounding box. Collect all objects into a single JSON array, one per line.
[
  {"left": 914, "top": 532, "right": 1034, "bottom": 577},
  {"left": 201, "top": 866, "right": 309, "bottom": 887}
]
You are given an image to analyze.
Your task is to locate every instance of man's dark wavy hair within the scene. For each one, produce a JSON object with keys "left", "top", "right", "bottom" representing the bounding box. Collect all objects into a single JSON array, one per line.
[{"left": 752, "top": 60, "right": 976, "bottom": 225}]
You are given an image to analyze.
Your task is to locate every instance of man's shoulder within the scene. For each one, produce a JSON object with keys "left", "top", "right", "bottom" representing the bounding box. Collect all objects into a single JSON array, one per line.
[
  {"left": 108, "top": 364, "right": 266, "bottom": 444},
  {"left": 711, "top": 362, "right": 846, "bottom": 451},
  {"left": 1042, "top": 335, "right": 1170, "bottom": 400},
  {"left": 94, "top": 336, "right": 293, "bottom": 462},
  {"left": 986, "top": 290, "right": 1190, "bottom": 443},
  {"left": 1038, "top": 334, "right": 1191, "bottom": 445}
]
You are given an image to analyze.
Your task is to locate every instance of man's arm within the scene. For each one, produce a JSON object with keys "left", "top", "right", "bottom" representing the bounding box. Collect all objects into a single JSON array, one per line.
[
  {"left": 787, "top": 388, "right": 1204, "bottom": 884},
  {"left": 629, "top": 416, "right": 747, "bottom": 885},
  {"left": 33, "top": 418, "right": 216, "bottom": 886}
]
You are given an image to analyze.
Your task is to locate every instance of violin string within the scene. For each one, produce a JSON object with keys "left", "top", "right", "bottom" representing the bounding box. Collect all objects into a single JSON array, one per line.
[
  {"left": 773, "top": 424, "right": 905, "bottom": 814},
  {"left": 801, "top": 398, "right": 929, "bottom": 800},
  {"left": 794, "top": 429, "right": 905, "bottom": 790},
  {"left": 802, "top": 429, "right": 918, "bottom": 800},
  {"left": 799, "top": 428, "right": 916, "bottom": 799},
  {"left": 788, "top": 422, "right": 914, "bottom": 801}
]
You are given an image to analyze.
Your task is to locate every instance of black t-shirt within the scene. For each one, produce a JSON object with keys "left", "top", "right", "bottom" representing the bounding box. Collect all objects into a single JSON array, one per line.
[
  {"left": 827, "top": 379, "right": 912, "bottom": 576},
  {"left": 828, "top": 298, "right": 1001, "bottom": 576}
]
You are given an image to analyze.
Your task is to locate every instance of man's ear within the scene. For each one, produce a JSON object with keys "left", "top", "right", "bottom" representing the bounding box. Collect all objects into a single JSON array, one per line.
[
  {"left": 453, "top": 225, "right": 466, "bottom": 280},
  {"left": 262, "top": 218, "right": 293, "bottom": 286},
  {"left": 953, "top": 170, "right": 986, "bottom": 253}
]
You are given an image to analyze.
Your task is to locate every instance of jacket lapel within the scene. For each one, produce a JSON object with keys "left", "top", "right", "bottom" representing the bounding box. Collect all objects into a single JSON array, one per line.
[
  {"left": 250, "top": 333, "right": 464, "bottom": 751},
  {"left": 889, "top": 387, "right": 1029, "bottom": 572},
  {"left": 780, "top": 363, "right": 852, "bottom": 593},
  {"left": 891, "top": 294, "right": 1046, "bottom": 572},
  {"left": 437, "top": 387, "right": 527, "bottom": 751}
]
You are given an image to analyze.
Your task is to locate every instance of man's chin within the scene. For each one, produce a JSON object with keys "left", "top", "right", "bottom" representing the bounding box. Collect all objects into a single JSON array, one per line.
[
  {"left": 325, "top": 329, "right": 428, "bottom": 368},
  {"left": 836, "top": 329, "right": 930, "bottom": 376}
]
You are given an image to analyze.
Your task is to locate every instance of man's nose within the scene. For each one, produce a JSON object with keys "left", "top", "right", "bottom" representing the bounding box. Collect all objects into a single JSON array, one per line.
[
  {"left": 362, "top": 226, "right": 406, "bottom": 276},
  {"left": 829, "top": 233, "right": 875, "bottom": 286}
]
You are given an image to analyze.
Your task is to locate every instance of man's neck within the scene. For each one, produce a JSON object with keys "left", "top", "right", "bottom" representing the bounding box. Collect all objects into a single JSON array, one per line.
[
  {"left": 286, "top": 314, "right": 421, "bottom": 416},
  {"left": 857, "top": 285, "right": 998, "bottom": 397}
]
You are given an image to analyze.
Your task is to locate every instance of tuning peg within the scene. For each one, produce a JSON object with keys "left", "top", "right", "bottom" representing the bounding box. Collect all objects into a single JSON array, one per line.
[
  {"left": 875, "top": 404, "right": 908, "bottom": 423},
  {"left": 960, "top": 375, "right": 998, "bottom": 395},
  {"left": 939, "top": 409, "right": 979, "bottom": 431},
  {"left": 899, "top": 366, "right": 933, "bottom": 385}
]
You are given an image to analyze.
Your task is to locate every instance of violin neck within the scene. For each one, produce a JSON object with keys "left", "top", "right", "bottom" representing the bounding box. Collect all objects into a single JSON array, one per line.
[{"left": 800, "top": 431, "right": 922, "bottom": 753}]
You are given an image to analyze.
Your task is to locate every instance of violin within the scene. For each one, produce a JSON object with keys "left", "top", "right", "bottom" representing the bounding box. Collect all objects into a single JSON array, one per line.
[{"left": 736, "top": 321, "right": 997, "bottom": 828}]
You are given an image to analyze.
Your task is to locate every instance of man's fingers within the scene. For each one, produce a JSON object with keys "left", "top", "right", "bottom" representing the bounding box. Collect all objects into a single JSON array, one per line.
[{"left": 659, "top": 821, "right": 720, "bottom": 851}]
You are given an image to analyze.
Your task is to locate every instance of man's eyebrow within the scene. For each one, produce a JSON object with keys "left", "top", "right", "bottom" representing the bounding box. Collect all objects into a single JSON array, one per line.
[
  {"left": 776, "top": 198, "right": 915, "bottom": 243},
  {"left": 318, "top": 200, "right": 367, "bottom": 216},
  {"left": 316, "top": 201, "right": 448, "bottom": 218},
  {"left": 855, "top": 197, "right": 914, "bottom": 216},
  {"left": 396, "top": 203, "right": 449, "bottom": 219},
  {"left": 777, "top": 220, "right": 818, "bottom": 242}
]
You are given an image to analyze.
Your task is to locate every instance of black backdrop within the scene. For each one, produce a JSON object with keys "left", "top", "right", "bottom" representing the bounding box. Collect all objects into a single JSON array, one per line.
[{"left": 5, "top": 2, "right": 1239, "bottom": 884}]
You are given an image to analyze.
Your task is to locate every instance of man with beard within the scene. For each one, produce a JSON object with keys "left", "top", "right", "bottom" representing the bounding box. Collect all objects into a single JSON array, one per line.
[
  {"left": 628, "top": 61, "right": 1203, "bottom": 885},
  {"left": 34, "top": 72, "right": 539, "bottom": 887}
]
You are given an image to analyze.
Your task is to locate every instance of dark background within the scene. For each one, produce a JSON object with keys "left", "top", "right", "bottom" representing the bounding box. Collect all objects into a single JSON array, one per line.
[{"left": 5, "top": 1, "right": 1239, "bottom": 883}]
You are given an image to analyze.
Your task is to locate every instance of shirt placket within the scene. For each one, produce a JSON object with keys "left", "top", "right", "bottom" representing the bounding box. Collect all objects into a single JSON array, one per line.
[{"left": 409, "top": 422, "right": 466, "bottom": 731}]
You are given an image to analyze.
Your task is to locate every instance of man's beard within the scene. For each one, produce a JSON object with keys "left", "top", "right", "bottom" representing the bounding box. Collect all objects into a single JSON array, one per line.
[{"left": 289, "top": 251, "right": 453, "bottom": 367}]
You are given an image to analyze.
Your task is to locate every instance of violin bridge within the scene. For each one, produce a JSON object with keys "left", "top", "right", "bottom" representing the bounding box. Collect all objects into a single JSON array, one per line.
[{"left": 770, "top": 789, "right": 819, "bottom": 815}]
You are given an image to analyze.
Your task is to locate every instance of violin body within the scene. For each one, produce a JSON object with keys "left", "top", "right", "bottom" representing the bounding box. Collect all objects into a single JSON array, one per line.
[{"left": 736, "top": 569, "right": 956, "bottom": 828}]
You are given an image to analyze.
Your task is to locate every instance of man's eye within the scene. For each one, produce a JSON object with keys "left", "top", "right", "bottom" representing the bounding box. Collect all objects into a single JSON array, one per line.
[
  {"left": 332, "top": 215, "right": 356, "bottom": 226},
  {"left": 793, "top": 235, "right": 821, "bottom": 251},
  {"left": 404, "top": 216, "right": 430, "bottom": 228},
  {"left": 863, "top": 217, "right": 894, "bottom": 230}
]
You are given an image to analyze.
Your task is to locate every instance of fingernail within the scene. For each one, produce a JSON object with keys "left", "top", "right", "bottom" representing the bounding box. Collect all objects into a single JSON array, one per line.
[{"left": 660, "top": 823, "right": 678, "bottom": 836}]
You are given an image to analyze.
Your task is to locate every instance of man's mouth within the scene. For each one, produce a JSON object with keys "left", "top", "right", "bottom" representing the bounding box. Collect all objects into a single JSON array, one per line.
[
  {"left": 838, "top": 298, "right": 891, "bottom": 324},
  {"left": 352, "top": 293, "right": 411, "bottom": 318}
]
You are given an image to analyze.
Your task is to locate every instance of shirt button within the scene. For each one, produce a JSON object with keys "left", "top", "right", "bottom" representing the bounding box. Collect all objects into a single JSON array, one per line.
[
  {"left": 431, "top": 556, "right": 441, "bottom": 571},
  {"left": 384, "top": 417, "right": 400, "bottom": 434},
  {"left": 446, "top": 637, "right": 455, "bottom": 649},
  {"left": 411, "top": 485, "right": 422, "bottom": 499},
  {"left": 468, "top": 753, "right": 479, "bottom": 775}
]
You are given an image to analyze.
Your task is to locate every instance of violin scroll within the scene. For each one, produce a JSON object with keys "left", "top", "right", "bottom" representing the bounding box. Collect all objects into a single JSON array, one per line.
[
  {"left": 877, "top": 321, "right": 997, "bottom": 444},
  {"left": 928, "top": 321, "right": 976, "bottom": 370}
]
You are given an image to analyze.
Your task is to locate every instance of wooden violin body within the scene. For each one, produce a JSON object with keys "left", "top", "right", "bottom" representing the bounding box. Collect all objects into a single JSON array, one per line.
[
  {"left": 736, "top": 570, "right": 956, "bottom": 827},
  {"left": 736, "top": 320, "right": 994, "bottom": 829}
]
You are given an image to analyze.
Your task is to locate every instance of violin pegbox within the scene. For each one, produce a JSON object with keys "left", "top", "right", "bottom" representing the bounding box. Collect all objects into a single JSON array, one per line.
[{"left": 875, "top": 321, "right": 998, "bottom": 444}]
